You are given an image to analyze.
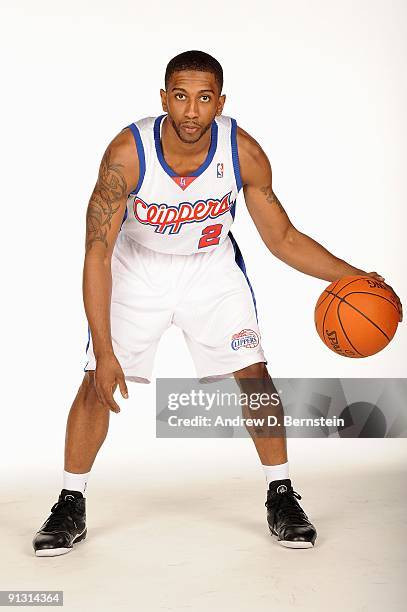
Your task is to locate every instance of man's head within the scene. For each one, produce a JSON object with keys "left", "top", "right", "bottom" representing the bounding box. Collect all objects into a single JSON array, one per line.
[{"left": 160, "top": 50, "right": 226, "bottom": 144}]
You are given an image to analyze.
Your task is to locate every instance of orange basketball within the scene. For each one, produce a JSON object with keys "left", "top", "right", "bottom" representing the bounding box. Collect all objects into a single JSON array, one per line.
[{"left": 314, "top": 275, "right": 400, "bottom": 358}]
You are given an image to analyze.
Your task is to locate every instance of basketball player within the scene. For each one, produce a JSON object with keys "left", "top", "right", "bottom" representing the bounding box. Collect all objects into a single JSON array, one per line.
[{"left": 32, "top": 50, "right": 402, "bottom": 556}]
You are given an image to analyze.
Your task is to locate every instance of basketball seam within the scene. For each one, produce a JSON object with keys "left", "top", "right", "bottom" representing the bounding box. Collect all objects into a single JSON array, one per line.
[
  {"left": 337, "top": 301, "right": 365, "bottom": 357},
  {"left": 334, "top": 277, "right": 370, "bottom": 297},
  {"left": 342, "top": 291, "right": 400, "bottom": 315},
  {"left": 321, "top": 293, "right": 338, "bottom": 347},
  {"left": 321, "top": 277, "right": 369, "bottom": 345},
  {"left": 325, "top": 290, "right": 390, "bottom": 341},
  {"left": 315, "top": 279, "right": 340, "bottom": 312}
]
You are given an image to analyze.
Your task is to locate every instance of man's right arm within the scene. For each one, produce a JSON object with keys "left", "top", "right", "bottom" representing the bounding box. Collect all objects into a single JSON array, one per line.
[{"left": 83, "top": 128, "right": 138, "bottom": 408}]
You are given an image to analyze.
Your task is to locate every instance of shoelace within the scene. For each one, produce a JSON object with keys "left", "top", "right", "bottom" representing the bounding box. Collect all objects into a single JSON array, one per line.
[
  {"left": 44, "top": 499, "right": 79, "bottom": 530},
  {"left": 265, "top": 489, "right": 308, "bottom": 525}
]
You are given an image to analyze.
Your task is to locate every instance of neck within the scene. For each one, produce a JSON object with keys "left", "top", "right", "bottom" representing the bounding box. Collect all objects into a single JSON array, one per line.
[{"left": 161, "top": 116, "right": 212, "bottom": 159}]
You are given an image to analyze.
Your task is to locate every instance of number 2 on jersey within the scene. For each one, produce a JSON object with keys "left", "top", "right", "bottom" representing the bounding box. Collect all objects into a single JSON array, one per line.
[{"left": 198, "top": 224, "right": 223, "bottom": 249}]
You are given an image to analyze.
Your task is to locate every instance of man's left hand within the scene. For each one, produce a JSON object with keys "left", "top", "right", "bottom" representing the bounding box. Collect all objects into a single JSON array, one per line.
[{"left": 364, "top": 271, "right": 403, "bottom": 322}]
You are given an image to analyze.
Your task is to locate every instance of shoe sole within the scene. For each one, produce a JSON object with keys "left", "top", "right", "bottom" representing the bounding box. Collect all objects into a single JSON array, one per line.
[
  {"left": 35, "top": 528, "right": 87, "bottom": 557},
  {"left": 268, "top": 525, "right": 315, "bottom": 548}
]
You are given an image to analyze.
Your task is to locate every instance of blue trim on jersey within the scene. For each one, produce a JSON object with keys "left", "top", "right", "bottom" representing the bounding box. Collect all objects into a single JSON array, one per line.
[
  {"left": 83, "top": 324, "right": 91, "bottom": 372},
  {"left": 228, "top": 231, "right": 258, "bottom": 321},
  {"left": 154, "top": 114, "right": 218, "bottom": 178},
  {"left": 127, "top": 123, "right": 146, "bottom": 194},
  {"left": 230, "top": 199, "right": 237, "bottom": 221},
  {"left": 85, "top": 324, "right": 90, "bottom": 353},
  {"left": 230, "top": 118, "right": 243, "bottom": 193},
  {"left": 120, "top": 207, "right": 128, "bottom": 229}
]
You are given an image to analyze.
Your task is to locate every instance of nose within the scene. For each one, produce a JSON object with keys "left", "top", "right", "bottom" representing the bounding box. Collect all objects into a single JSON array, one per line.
[{"left": 184, "top": 99, "right": 199, "bottom": 120}]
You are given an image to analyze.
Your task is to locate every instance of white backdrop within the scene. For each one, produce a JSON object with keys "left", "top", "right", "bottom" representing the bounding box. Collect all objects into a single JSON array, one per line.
[{"left": 1, "top": 0, "right": 406, "bottom": 468}]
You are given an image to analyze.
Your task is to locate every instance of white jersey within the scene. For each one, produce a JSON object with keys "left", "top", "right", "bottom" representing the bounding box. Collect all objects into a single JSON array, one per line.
[
  {"left": 119, "top": 113, "right": 243, "bottom": 255},
  {"left": 83, "top": 113, "right": 269, "bottom": 382}
]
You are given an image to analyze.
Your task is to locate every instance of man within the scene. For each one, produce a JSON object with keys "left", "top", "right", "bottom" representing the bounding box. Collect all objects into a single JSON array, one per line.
[{"left": 32, "top": 50, "right": 402, "bottom": 556}]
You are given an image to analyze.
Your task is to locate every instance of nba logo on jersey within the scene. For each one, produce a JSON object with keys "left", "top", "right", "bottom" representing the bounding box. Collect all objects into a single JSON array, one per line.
[
  {"left": 180, "top": 177, "right": 186, "bottom": 186},
  {"left": 217, "top": 163, "right": 224, "bottom": 178}
]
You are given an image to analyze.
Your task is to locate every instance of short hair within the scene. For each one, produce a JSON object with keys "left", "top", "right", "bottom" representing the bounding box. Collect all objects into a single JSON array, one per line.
[{"left": 165, "top": 50, "right": 223, "bottom": 95}]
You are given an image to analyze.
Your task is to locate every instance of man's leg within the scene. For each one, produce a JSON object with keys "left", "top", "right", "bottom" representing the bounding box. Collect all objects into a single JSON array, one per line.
[
  {"left": 233, "top": 361, "right": 317, "bottom": 548},
  {"left": 65, "top": 370, "right": 110, "bottom": 475},
  {"left": 32, "top": 371, "right": 110, "bottom": 556},
  {"left": 233, "top": 361, "right": 287, "bottom": 467}
]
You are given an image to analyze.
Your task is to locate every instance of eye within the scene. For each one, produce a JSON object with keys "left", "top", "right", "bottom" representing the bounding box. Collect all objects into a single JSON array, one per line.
[
  {"left": 201, "top": 95, "right": 211, "bottom": 102},
  {"left": 175, "top": 93, "right": 186, "bottom": 100}
]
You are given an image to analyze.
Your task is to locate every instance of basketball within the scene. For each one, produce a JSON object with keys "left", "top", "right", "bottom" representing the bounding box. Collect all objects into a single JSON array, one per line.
[{"left": 315, "top": 275, "right": 400, "bottom": 358}]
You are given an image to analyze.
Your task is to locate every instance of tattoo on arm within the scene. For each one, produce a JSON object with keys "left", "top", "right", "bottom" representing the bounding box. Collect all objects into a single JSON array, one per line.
[
  {"left": 260, "top": 184, "right": 285, "bottom": 213},
  {"left": 85, "top": 147, "right": 128, "bottom": 252}
]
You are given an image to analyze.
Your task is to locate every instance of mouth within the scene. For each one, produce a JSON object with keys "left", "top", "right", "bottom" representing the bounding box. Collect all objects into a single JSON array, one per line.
[{"left": 181, "top": 124, "right": 200, "bottom": 134}]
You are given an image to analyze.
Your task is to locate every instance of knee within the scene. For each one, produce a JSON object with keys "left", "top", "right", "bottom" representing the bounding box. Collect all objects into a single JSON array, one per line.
[
  {"left": 81, "top": 371, "right": 94, "bottom": 392},
  {"left": 233, "top": 361, "right": 268, "bottom": 380},
  {"left": 79, "top": 371, "right": 101, "bottom": 406},
  {"left": 233, "top": 361, "right": 277, "bottom": 401}
]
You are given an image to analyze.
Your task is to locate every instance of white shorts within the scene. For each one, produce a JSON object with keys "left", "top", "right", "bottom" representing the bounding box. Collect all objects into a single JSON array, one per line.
[{"left": 84, "top": 231, "right": 268, "bottom": 384}]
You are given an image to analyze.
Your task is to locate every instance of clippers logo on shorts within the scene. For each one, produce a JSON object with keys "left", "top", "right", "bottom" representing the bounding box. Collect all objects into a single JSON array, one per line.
[
  {"left": 231, "top": 329, "right": 259, "bottom": 350},
  {"left": 132, "top": 191, "right": 234, "bottom": 234}
]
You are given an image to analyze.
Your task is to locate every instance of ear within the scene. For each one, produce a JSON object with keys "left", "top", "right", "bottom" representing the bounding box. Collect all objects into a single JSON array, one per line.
[
  {"left": 216, "top": 94, "right": 226, "bottom": 116},
  {"left": 160, "top": 88, "right": 167, "bottom": 112}
]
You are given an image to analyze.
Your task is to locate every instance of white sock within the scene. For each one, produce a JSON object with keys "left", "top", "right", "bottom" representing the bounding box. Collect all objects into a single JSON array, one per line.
[
  {"left": 262, "top": 461, "right": 289, "bottom": 487},
  {"left": 63, "top": 470, "right": 91, "bottom": 496}
]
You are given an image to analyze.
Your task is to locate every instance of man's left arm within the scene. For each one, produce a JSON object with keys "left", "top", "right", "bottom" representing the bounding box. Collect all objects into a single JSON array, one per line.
[{"left": 237, "top": 128, "right": 403, "bottom": 321}]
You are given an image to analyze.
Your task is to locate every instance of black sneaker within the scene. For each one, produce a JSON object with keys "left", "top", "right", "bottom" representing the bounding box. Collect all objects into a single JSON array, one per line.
[
  {"left": 265, "top": 479, "right": 317, "bottom": 548},
  {"left": 33, "top": 489, "right": 87, "bottom": 557}
]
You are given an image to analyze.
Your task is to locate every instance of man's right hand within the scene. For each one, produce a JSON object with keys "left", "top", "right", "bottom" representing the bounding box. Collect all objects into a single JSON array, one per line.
[{"left": 93, "top": 353, "right": 129, "bottom": 413}]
